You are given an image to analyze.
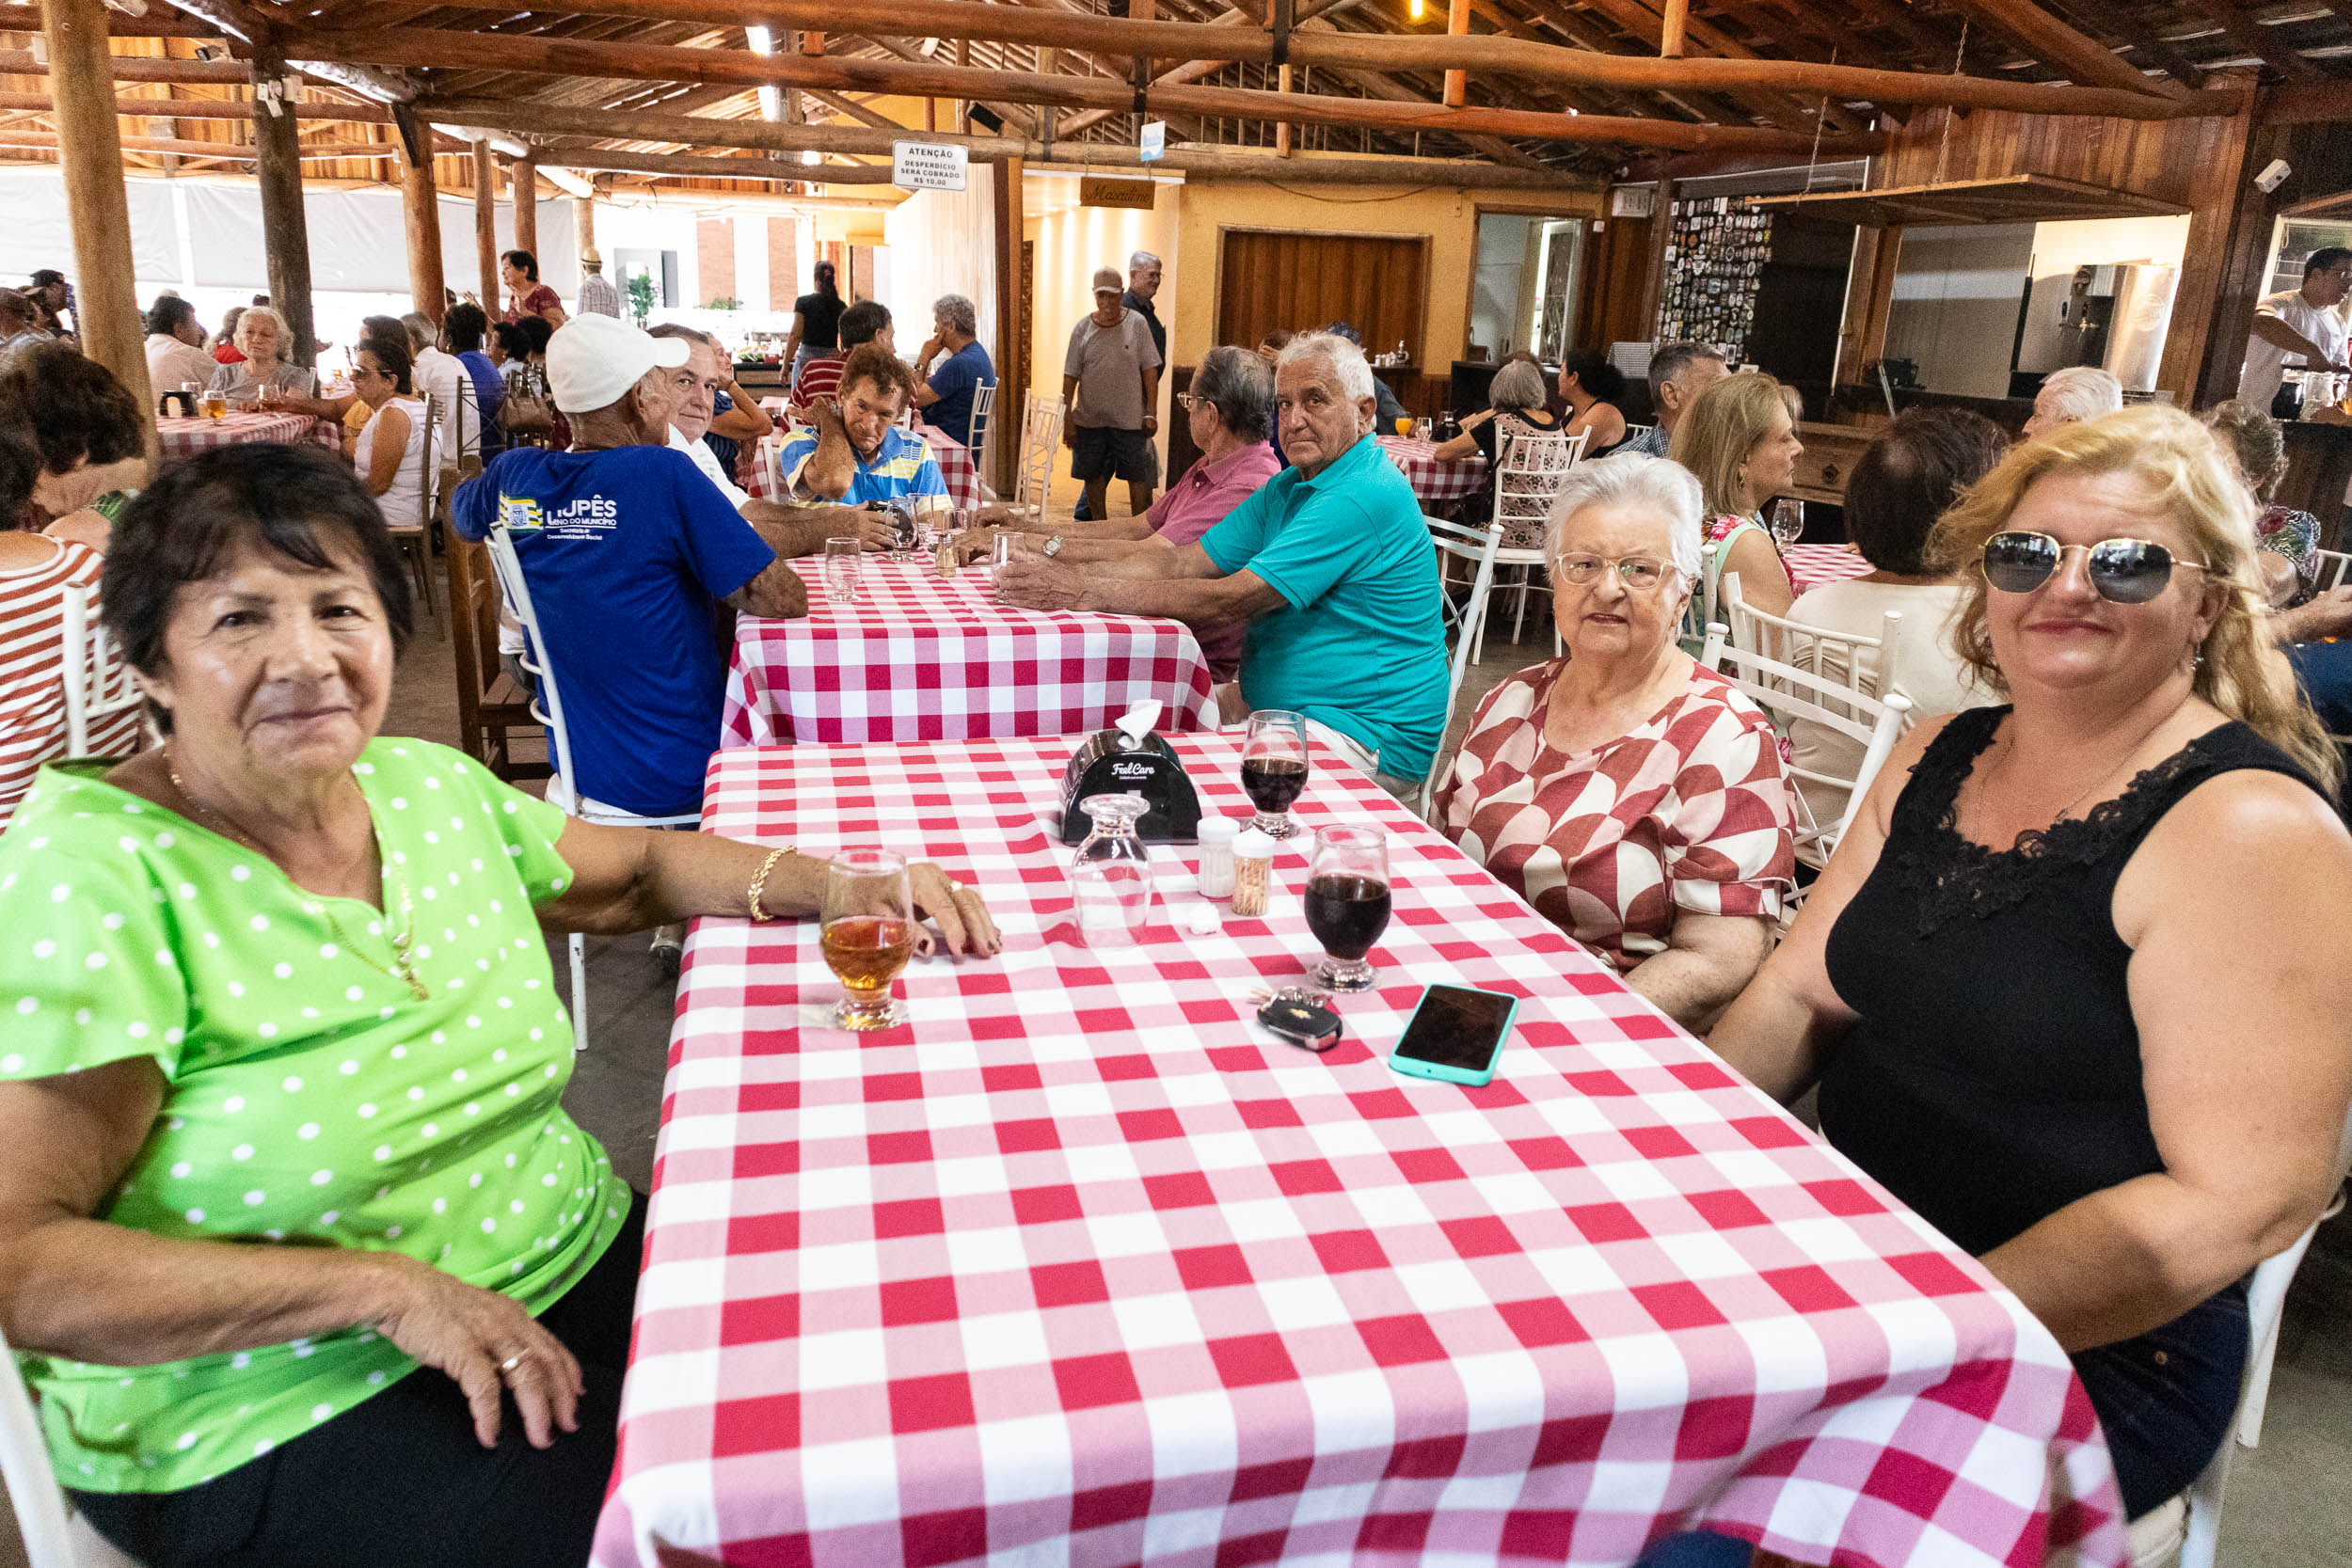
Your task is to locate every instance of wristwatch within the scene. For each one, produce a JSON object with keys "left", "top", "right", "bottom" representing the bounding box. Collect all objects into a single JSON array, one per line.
[{"left": 1043, "top": 534, "right": 1065, "bottom": 559}]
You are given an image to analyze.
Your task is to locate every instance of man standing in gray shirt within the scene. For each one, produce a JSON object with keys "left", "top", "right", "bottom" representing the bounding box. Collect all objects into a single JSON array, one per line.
[{"left": 1064, "top": 265, "right": 1163, "bottom": 522}]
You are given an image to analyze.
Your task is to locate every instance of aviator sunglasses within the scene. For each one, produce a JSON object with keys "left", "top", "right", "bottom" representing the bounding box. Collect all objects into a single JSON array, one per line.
[{"left": 1979, "top": 530, "right": 2208, "bottom": 606}]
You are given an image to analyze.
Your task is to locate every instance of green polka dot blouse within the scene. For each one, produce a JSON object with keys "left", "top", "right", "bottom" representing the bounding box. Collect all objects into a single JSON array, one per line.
[{"left": 0, "top": 738, "right": 627, "bottom": 1494}]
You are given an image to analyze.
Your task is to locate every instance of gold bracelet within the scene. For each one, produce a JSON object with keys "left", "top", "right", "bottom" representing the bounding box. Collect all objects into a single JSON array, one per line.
[{"left": 746, "top": 845, "right": 791, "bottom": 923}]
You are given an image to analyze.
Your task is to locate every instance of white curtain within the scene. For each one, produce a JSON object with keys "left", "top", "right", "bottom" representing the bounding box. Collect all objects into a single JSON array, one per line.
[{"left": 0, "top": 167, "right": 182, "bottom": 283}]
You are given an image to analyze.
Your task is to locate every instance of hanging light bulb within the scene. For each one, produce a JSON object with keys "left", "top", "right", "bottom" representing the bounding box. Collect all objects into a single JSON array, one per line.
[{"left": 1408, "top": 0, "right": 1424, "bottom": 17}]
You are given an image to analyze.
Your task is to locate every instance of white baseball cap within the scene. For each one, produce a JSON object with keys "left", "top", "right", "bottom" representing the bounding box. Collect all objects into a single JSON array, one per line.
[{"left": 545, "top": 313, "right": 689, "bottom": 415}]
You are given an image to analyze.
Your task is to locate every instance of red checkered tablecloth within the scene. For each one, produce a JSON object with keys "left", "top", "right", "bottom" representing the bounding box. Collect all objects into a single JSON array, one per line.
[
  {"left": 721, "top": 557, "right": 1219, "bottom": 746},
  {"left": 748, "top": 409, "right": 987, "bottom": 514},
  {"left": 155, "top": 411, "right": 340, "bottom": 458},
  {"left": 1786, "top": 543, "right": 1877, "bottom": 598},
  {"left": 1379, "top": 435, "right": 1488, "bottom": 509},
  {"left": 593, "top": 734, "right": 2125, "bottom": 1568}
]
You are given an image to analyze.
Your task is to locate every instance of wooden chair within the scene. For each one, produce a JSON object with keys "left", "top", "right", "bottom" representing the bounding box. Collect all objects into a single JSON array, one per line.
[
  {"left": 447, "top": 531, "right": 550, "bottom": 787},
  {"left": 385, "top": 391, "right": 442, "bottom": 636}
]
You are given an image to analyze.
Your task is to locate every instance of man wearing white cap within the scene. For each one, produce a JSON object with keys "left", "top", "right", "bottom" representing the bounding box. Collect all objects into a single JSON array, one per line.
[{"left": 452, "top": 314, "right": 808, "bottom": 823}]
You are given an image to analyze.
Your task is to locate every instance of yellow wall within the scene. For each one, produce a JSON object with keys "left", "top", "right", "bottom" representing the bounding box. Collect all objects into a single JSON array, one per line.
[
  {"left": 1168, "top": 177, "right": 1603, "bottom": 372},
  {"left": 1026, "top": 179, "right": 1184, "bottom": 468}
]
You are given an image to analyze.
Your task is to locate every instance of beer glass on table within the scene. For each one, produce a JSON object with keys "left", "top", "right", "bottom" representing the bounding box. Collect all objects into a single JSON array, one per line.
[
  {"left": 1240, "top": 709, "right": 1311, "bottom": 840},
  {"left": 819, "top": 849, "right": 916, "bottom": 1032},
  {"left": 199, "top": 390, "right": 229, "bottom": 421},
  {"left": 1770, "top": 498, "right": 1804, "bottom": 549},
  {"left": 1304, "top": 825, "right": 1391, "bottom": 991}
]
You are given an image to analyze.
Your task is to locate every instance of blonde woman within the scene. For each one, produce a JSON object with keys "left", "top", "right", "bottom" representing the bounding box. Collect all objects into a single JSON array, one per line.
[
  {"left": 1668, "top": 371, "right": 1801, "bottom": 618},
  {"left": 1710, "top": 404, "right": 2352, "bottom": 1534}
]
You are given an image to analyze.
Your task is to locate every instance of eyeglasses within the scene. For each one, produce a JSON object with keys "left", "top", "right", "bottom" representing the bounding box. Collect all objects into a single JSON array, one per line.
[
  {"left": 1173, "top": 393, "right": 1214, "bottom": 413},
  {"left": 1979, "top": 530, "right": 2208, "bottom": 605},
  {"left": 1555, "top": 553, "right": 1677, "bottom": 591}
]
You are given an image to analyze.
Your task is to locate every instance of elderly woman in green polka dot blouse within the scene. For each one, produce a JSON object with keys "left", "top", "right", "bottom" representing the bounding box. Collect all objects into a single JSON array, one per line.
[{"left": 0, "top": 445, "right": 999, "bottom": 1568}]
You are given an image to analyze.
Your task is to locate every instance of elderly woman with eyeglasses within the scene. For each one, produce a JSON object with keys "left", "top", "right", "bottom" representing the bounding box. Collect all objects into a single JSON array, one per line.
[
  {"left": 208, "top": 306, "right": 317, "bottom": 402},
  {"left": 1435, "top": 454, "right": 1796, "bottom": 1029},
  {"left": 1710, "top": 404, "right": 2352, "bottom": 1544}
]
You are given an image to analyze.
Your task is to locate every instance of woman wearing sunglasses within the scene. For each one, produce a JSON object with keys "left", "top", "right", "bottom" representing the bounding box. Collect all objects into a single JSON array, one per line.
[{"left": 1710, "top": 404, "right": 2352, "bottom": 1551}]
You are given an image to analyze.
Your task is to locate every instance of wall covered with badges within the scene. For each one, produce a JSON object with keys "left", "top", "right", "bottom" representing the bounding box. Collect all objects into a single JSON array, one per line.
[{"left": 1655, "top": 196, "right": 1772, "bottom": 362}]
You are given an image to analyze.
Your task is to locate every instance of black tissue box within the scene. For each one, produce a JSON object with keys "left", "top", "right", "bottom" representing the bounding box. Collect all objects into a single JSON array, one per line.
[{"left": 1057, "top": 730, "right": 1203, "bottom": 844}]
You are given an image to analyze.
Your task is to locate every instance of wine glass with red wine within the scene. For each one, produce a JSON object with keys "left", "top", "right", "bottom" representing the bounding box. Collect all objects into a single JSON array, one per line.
[
  {"left": 1240, "top": 709, "right": 1311, "bottom": 840},
  {"left": 1304, "top": 825, "right": 1390, "bottom": 991},
  {"left": 819, "top": 848, "right": 916, "bottom": 1031}
]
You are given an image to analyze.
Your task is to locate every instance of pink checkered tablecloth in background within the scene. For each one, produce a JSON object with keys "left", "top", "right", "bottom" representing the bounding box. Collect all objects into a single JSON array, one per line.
[
  {"left": 1785, "top": 543, "right": 1878, "bottom": 598},
  {"left": 748, "top": 409, "right": 988, "bottom": 514},
  {"left": 593, "top": 733, "right": 2125, "bottom": 1568},
  {"left": 155, "top": 411, "right": 340, "bottom": 458},
  {"left": 721, "top": 557, "right": 1220, "bottom": 746},
  {"left": 1379, "top": 435, "right": 1488, "bottom": 509}
]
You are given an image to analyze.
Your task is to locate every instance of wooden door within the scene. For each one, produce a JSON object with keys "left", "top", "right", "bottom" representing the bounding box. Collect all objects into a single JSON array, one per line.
[{"left": 1216, "top": 230, "right": 1428, "bottom": 361}]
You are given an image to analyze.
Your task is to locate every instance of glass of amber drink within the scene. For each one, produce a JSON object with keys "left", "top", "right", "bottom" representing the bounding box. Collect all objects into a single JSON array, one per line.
[{"left": 819, "top": 848, "right": 916, "bottom": 1031}]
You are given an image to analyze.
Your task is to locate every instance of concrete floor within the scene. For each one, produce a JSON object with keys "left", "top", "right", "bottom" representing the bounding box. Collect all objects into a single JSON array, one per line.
[{"left": 6, "top": 530, "right": 2347, "bottom": 1568}]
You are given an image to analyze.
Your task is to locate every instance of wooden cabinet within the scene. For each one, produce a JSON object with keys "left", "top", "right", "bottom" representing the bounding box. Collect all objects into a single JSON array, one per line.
[{"left": 1789, "top": 420, "right": 1877, "bottom": 505}]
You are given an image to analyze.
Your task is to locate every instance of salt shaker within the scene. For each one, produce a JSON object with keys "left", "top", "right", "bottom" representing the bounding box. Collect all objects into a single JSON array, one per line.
[
  {"left": 1196, "top": 817, "right": 1239, "bottom": 901},
  {"left": 1230, "top": 827, "right": 1276, "bottom": 917}
]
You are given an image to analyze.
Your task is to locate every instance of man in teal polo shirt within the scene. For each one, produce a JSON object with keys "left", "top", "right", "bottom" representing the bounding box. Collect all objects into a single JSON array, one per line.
[{"left": 997, "top": 332, "right": 1447, "bottom": 793}]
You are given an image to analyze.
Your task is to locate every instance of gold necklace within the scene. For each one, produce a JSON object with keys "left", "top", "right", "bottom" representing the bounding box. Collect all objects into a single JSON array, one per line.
[{"left": 164, "top": 747, "right": 431, "bottom": 1003}]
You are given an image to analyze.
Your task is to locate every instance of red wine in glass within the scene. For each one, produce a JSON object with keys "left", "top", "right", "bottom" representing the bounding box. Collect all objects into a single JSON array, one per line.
[
  {"left": 1241, "top": 709, "right": 1311, "bottom": 839},
  {"left": 1305, "top": 826, "right": 1390, "bottom": 990}
]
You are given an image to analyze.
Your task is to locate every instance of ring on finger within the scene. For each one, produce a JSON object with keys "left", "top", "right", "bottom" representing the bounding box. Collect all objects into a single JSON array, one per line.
[{"left": 499, "top": 1352, "right": 529, "bottom": 1376}]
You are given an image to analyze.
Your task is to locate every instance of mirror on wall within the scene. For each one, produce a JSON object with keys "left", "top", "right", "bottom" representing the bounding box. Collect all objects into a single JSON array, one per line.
[{"left": 1469, "top": 213, "right": 1582, "bottom": 364}]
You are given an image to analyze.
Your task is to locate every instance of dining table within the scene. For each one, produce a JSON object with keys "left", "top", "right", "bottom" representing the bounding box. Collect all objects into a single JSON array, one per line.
[
  {"left": 1378, "top": 435, "right": 1487, "bottom": 511},
  {"left": 154, "top": 410, "right": 341, "bottom": 460},
  {"left": 751, "top": 403, "right": 989, "bottom": 514},
  {"left": 592, "top": 732, "right": 2126, "bottom": 1568},
  {"left": 1783, "top": 543, "right": 1877, "bottom": 598},
  {"left": 720, "top": 556, "right": 1221, "bottom": 747}
]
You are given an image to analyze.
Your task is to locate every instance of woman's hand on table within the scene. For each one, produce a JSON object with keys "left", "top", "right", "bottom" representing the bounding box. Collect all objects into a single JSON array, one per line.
[
  {"left": 370, "top": 1254, "right": 584, "bottom": 1450},
  {"left": 908, "top": 861, "right": 1003, "bottom": 959}
]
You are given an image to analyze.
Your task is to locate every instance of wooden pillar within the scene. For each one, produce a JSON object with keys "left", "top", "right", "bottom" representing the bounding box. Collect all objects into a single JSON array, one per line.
[
  {"left": 1836, "top": 225, "right": 1903, "bottom": 388},
  {"left": 1661, "top": 0, "right": 1689, "bottom": 57},
  {"left": 1442, "top": 0, "right": 1470, "bottom": 108},
  {"left": 513, "top": 154, "right": 539, "bottom": 262},
  {"left": 1275, "top": 63, "right": 1292, "bottom": 156},
  {"left": 573, "top": 187, "right": 596, "bottom": 267},
  {"left": 1638, "top": 179, "right": 1675, "bottom": 338},
  {"left": 991, "top": 154, "right": 1025, "bottom": 494},
  {"left": 472, "top": 140, "right": 500, "bottom": 309},
  {"left": 249, "top": 55, "right": 317, "bottom": 367},
  {"left": 39, "top": 0, "right": 151, "bottom": 431},
  {"left": 400, "top": 143, "right": 447, "bottom": 323}
]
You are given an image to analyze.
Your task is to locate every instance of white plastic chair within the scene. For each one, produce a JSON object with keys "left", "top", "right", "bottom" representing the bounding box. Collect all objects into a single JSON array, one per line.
[
  {"left": 1012, "top": 390, "right": 1064, "bottom": 525},
  {"left": 964, "top": 379, "right": 997, "bottom": 490},
  {"left": 484, "top": 523, "right": 699, "bottom": 1054},
  {"left": 58, "top": 584, "right": 144, "bottom": 757},
  {"left": 2309, "top": 546, "right": 2352, "bottom": 594},
  {"left": 1699, "top": 617, "right": 1913, "bottom": 870},
  {"left": 1476, "top": 427, "right": 1586, "bottom": 663},
  {"left": 1721, "top": 570, "right": 1908, "bottom": 866},
  {"left": 2173, "top": 1108, "right": 2352, "bottom": 1568},
  {"left": 0, "top": 1324, "right": 145, "bottom": 1567},
  {"left": 1417, "top": 518, "right": 1505, "bottom": 819}
]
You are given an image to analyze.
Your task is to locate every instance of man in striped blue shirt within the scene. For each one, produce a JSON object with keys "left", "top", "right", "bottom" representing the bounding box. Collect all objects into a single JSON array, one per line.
[{"left": 773, "top": 343, "right": 949, "bottom": 525}]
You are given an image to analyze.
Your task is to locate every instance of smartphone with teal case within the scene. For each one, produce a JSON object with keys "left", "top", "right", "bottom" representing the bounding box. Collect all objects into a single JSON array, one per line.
[{"left": 1388, "top": 984, "right": 1518, "bottom": 1086}]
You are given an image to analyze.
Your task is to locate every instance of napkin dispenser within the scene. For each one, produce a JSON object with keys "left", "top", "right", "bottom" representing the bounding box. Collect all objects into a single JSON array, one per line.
[{"left": 1057, "top": 702, "right": 1201, "bottom": 844}]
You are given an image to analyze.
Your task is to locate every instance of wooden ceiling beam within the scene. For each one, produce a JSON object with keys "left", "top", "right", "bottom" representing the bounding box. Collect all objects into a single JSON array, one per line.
[
  {"left": 0, "top": 127, "right": 411, "bottom": 160},
  {"left": 1944, "top": 0, "right": 2187, "bottom": 98},
  {"left": 284, "top": 7, "right": 2245, "bottom": 121},
  {"left": 292, "top": 26, "right": 1895, "bottom": 152},
  {"left": 0, "top": 4, "right": 215, "bottom": 34},
  {"left": 2170, "top": 0, "right": 2320, "bottom": 79},
  {"left": 2034, "top": 0, "right": 2207, "bottom": 87},
  {"left": 0, "top": 48, "right": 248, "bottom": 83},
  {"left": 526, "top": 142, "right": 904, "bottom": 194},
  {"left": 0, "top": 87, "right": 395, "bottom": 121}
]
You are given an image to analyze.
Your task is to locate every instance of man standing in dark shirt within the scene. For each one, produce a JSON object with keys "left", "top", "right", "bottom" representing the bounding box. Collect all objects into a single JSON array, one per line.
[{"left": 1121, "top": 250, "right": 1167, "bottom": 364}]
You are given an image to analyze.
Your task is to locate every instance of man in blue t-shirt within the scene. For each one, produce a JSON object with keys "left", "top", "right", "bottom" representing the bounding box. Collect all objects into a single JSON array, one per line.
[
  {"left": 996, "top": 332, "right": 1446, "bottom": 795},
  {"left": 912, "top": 293, "right": 996, "bottom": 451},
  {"left": 452, "top": 314, "right": 808, "bottom": 819}
]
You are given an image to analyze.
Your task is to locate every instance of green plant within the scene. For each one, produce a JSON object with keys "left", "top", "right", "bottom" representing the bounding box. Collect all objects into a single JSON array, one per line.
[
  {"left": 707, "top": 295, "right": 741, "bottom": 310},
  {"left": 626, "top": 272, "right": 655, "bottom": 325}
]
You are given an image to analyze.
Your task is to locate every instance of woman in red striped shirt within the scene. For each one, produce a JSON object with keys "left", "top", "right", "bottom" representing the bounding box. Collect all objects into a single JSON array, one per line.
[{"left": 0, "top": 416, "right": 142, "bottom": 823}]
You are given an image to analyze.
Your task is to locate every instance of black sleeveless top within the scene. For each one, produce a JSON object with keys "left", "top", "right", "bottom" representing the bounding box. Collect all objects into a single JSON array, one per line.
[{"left": 1819, "top": 705, "right": 2327, "bottom": 1259}]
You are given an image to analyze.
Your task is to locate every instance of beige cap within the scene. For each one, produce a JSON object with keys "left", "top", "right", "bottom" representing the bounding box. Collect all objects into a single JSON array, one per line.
[{"left": 1091, "top": 266, "right": 1123, "bottom": 296}]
